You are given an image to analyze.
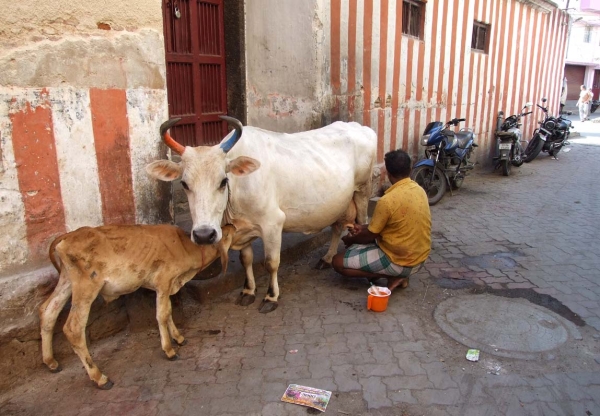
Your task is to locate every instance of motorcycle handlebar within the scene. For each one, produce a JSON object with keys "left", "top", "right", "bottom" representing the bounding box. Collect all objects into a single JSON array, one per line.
[
  {"left": 536, "top": 104, "right": 547, "bottom": 112},
  {"left": 448, "top": 118, "right": 466, "bottom": 125},
  {"left": 522, "top": 111, "right": 533, "bottom": 116}
]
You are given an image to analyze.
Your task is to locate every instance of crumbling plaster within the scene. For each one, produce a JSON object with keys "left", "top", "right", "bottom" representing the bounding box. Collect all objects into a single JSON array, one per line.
[{"left": 0, "top": 0, "right": 162, "bottom": 46}]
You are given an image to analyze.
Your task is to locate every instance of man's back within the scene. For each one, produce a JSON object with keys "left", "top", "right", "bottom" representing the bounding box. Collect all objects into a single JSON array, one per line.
[{"left": 368, "top": 178, "right": 431, "bottom": 267}]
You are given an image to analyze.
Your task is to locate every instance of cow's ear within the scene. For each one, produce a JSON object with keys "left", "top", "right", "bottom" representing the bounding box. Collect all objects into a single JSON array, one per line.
[
  {"left": 226, "top": 156, "right": 261, "bottom": 176},
  {"left": 146, "top": 160, "right": 183, "bottom": 181}
]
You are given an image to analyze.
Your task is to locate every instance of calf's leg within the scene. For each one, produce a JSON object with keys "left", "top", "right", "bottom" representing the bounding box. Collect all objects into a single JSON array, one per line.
[
  {"left": 167, "top": 314, "right": 186, "bottom": 346},
  {"left": 39, "top": 272, "right": 72, "bottom": 372},
  {"left": 156, "top": 292, "right": 178, "bottom": 359},
  {"left": 63, "top": 280, "right": 112, "bottom": 389},
  {"left": 235, "top": 245, "right": 257, "bottom": 306}
]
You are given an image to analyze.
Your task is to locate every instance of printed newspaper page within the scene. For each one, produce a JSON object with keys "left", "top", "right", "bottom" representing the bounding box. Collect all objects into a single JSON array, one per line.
[{"left": 281, "top": 384, "right": 332, "bottom": 412}]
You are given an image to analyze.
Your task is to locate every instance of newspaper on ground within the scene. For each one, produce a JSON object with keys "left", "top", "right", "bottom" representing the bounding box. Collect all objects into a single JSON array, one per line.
[{"left": 281, "top": 384, "right": 332, "bottom": 412}]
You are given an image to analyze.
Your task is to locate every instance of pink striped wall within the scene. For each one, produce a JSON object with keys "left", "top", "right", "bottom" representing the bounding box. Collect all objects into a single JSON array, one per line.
[
  {"left": 0, "top": 87, "right": 168, "bottom": 268},
  {"left": 329, "top": 0, "right": 569, "bottom": 164}
]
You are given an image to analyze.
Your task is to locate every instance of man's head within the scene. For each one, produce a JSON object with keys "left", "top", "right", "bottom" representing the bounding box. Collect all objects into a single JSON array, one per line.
[
  {"left": 384, "top": 149, "right": 412, "bottom": 182},
  {"left": 581, "top": 85, "right": 587, "bottom": 90}
]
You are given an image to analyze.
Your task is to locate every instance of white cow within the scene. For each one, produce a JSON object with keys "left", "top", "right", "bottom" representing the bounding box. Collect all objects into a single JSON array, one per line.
[{"left": 147, "top": 116, "right": 377, "bottom": 313}]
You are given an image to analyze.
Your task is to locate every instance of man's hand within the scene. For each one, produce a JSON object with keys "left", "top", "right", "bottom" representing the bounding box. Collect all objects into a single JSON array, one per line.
[{"left": 342, "top": 223, "right": 377, "bottom": 247}]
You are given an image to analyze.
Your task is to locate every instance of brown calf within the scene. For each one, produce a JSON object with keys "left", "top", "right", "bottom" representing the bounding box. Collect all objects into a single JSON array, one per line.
[{"left": 39, "top": 224, "right": 238, "bottom": 390}]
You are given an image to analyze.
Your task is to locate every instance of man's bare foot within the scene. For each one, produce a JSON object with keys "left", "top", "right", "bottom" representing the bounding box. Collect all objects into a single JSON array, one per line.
[{"left": 387, "top": 277, "right": 409, "bottom": 292}]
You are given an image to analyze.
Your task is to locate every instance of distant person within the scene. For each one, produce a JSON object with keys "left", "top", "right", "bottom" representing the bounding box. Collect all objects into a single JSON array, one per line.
[
  {"left": 560, "top": 77, "right": 567, "bottom": 114},
  {"left": 332, "top": 149, "right": 431, "bottom": 292},
  {"left": 577, "top": 84, "right": 593, "bottom": 122}
]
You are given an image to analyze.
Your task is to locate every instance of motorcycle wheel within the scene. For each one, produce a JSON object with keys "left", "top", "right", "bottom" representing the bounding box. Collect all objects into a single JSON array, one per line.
[
  {"left": 511, "top": 144, "right": 524, "bottom": 167},
  {"left": 523, "top": 135, "right": 543, "bottom": 163},
  {"left": 501, "top": 159, "right": 511, "bottom": 176},
  {"left": 411, "top": 165, "right": 447, "bottom": 206}
]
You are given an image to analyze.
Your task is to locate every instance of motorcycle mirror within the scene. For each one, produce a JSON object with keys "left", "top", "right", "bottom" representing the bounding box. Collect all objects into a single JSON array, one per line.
[
  {"left": 524, "top": 102, "right": 533, "bottom": 107},
  {"left": 541, "top": 98, "right": 547, "bottom": 103}
]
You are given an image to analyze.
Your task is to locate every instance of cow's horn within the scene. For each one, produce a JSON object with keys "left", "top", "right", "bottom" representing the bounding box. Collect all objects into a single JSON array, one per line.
[
  {"left": 160, "top": 118, "right": 185, "bottom": 155},
  {"left": 219, "top": 116, "right": 243, "bottom": 153}
]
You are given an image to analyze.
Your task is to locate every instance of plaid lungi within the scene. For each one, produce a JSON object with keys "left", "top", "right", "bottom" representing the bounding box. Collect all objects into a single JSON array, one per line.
[{"left": 343, "top": 243, "right": 414, "bottom": 277}]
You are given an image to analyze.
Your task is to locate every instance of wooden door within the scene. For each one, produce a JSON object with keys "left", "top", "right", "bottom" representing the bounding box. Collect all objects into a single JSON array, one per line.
[{"left": 163, "top": 0, "right": 228, "bottom": 146}]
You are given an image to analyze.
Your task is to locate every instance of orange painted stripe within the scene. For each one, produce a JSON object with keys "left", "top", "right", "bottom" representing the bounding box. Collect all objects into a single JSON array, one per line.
[
  {"left": 362, "top": 0, "right": 374, "bottom": 127},
  {"left": 501, "top": 3, "right": 517, "bottom": 114},
  {"left": 377, "top": 0, "right": 389, "bottom": 162},
  {"left": 489, "top": 1, "right": 510, "bottom": 154},
  {"left": 533, "top": 12, "right": 547, "bottom": 118},
  {"left": 465, "top": 0, "right": 479, "bottom": 129},
  {"left": 525, "top": 11, "right": 540, "bottom": 140},
  {"left": 484, "top": 0, "right": 504, "bottom": 148},
  {"left": 10, "top": 90, "right": 66, "bottom": 258},
  {"left": 445, "top": 1, "right": 460, "bottom": 120},
  {"left": 516, "top": 7, "right": 530, "bottom": 115},
  {"left": 455, "top": 2, "right": 470, "bottom": 121},
  {"left": 348, "top": 0, "right": 358, "bottom": 119},
  {"left": 331, "top": 0, "right": 342, "bottom": 96},
  {"left": 390, "top": 0, "right": 403, "bottom": 152},
  {"left": 435, "top": 0, "right": 450, "bottom": 121},
  {"left": 402, "top": 39, "right": 414, "bottom": 150},
  {"left": 426, "top": 0, "right": 441, "bottom": 128},
  {"left": 475, "top": 0, "right": 489, "bottom": 135},
  {"left": 543, "top": 13, "right": 556, "bottom": 108},
  {"left": 90, "top": 89, "right": 136, "bottom": 225},
  {"left": 413, "top": 41, "right": 425, "bottom": 155}
]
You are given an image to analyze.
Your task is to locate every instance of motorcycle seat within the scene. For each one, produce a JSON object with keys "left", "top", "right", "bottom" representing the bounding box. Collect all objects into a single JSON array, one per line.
[
  {"left": 496, "top": 131, "right": 517, "bottom": 139},
  {"left": 455, "top": 131, "right": 474, "bottom": 148}
]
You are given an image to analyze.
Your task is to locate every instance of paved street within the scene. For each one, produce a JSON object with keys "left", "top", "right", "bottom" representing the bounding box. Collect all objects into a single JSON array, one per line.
[{"left": 2, "top": 123, "right": 600, "bottom": 415}]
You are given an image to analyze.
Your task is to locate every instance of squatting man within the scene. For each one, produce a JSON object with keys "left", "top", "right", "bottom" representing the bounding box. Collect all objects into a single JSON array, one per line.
[{"left": 332, "top": 149, "right": 432, "bottom": 291}]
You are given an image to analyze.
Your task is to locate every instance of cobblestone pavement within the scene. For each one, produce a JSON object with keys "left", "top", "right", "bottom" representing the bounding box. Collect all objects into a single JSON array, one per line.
[{"left": 2, "top": 140, "right": 600, "bottom": 415}]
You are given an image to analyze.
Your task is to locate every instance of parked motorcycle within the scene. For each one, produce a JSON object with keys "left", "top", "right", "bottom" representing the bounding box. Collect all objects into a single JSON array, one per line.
[
  {"left": 493, "top": 103, "right": 532, "bottom": 176},
  {"left": 523, "top": 98, "right": 573, "bottom": 162},
  {"left": 411, "top": 117, "right": 477, "bottom": 206},
  {"left": 590, "top": 99, "right": 600, "bottom": 114}
]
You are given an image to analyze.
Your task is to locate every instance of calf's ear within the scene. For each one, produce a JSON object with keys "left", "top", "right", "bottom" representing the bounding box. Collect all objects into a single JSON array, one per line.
[
  {"left": 146, "top": 160, "right": 183, "bottom": 181},
  {"left": 226, "top": 156, "right": 261, "bottom": 176}
]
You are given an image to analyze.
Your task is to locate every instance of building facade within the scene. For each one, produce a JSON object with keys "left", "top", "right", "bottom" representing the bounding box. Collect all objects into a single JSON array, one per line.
[
  {"left": 562, "top": 0, "right": 600, "bottom": 99},
  {"left": 0, "top": 0, "right": 569, "bottom": 351},
  {"left": 323, "top": 0, "right": 568, "bottom": 165}
]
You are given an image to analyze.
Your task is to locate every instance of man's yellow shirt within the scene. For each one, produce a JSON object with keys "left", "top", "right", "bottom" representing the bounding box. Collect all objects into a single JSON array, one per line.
[{"left": 367, "top": 178, "right": 432, "bottom": 267}]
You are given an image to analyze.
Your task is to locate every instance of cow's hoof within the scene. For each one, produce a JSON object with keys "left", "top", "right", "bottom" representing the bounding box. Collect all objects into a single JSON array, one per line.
[
  {"left": 97, "top": 379, "right": 114, "bottom": 390},
  {"left": 235, "top": 293, "right": 256, "bottom": 306},
  {"left": 314, "top": 259, "right": 332, "bottom": 270},
  {"left": 258, "top": 300, "right": 279, "bottom": 314},
  {"left": 175, "top": 338, "right": 187, "bottom": 347},
  {"left": 49, "top": 364, "right": 62, "bottom": 373},
  {"left": 167, "top": 353, "right": 179, "bottom": 361}
]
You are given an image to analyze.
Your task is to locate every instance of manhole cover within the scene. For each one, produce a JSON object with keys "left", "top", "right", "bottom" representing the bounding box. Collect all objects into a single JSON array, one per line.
[{"left": 434, "top": 294, "right": 581, "bottom": 360}]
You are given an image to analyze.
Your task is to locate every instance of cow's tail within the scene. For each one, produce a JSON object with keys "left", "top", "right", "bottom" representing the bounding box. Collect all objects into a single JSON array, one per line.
[{"left": 48, "top": 234, "right": 67, "bottom": 273}]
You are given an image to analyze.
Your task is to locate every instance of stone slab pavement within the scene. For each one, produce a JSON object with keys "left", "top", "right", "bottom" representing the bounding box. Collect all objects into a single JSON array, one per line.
[{"left": 2, "top": 134, "right": 600, "bottom": 415}]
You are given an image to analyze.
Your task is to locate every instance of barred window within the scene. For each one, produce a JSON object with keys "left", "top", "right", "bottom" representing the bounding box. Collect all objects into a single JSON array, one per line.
[
  {"left": 472, "top": 21, "right": 490, "bottom": 53},
  {"left": 584, "top": 26, "right": 592, "bottom": 43},
  {"left": 402, "top": 0, "right": 425, "bottom": 40}
]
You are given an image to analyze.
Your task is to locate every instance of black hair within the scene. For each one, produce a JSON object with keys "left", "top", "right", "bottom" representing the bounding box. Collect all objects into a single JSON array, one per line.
[{"left": 384, "top": 149, "right": 411, "bottom": 179}]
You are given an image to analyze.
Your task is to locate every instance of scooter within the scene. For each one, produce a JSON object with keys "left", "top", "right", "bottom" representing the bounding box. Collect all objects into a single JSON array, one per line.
[
  {"left": 493, "top": 103, "right": 532, "bottom": 176},
  {"left": 411, "top": 117, "right": 477, "bottom": 206}
]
